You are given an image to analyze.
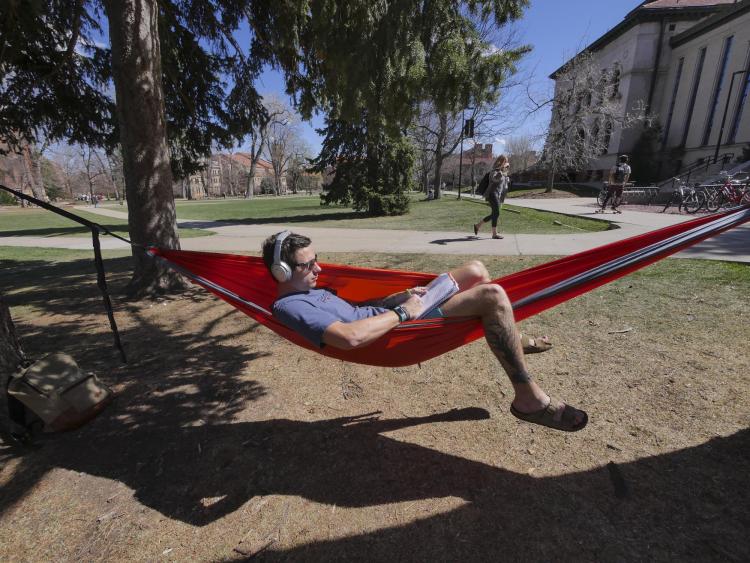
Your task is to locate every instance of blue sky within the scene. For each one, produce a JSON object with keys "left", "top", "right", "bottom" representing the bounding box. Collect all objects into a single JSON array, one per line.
[
  {"left": 506, "top": 0, "right": 641, "bottom": 151},
  {"left": 91, "top": 1, "right": 642, "bottom": 156},
  {"left": 266, "top": 0, "right": 642, "bottom": 156}
]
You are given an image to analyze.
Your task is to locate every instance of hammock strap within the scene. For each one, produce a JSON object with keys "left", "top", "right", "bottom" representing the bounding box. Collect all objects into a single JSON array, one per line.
[
  {"left": 1, "top": 183, "right": 128, "bottom": 363},
  {"left": 514, "top": 205, "right": 750, "bottom": 310}
]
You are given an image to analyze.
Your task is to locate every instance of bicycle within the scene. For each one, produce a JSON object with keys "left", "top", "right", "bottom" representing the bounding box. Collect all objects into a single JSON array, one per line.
[
  {"left": 705, "top": 173, "right": 750, "bottom": 212},
  {"left": 662, "top": 179, "right": 703, "bottom": 213},
  {"left": 682, "top": 185, "right": 713, "bottom": 214},
  {"left": 596, "top": 181, "right": 638, "bottom": 212}
]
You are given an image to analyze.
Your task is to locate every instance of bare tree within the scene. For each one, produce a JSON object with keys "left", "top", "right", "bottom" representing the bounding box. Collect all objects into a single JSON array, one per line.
[
  {"left": 264, "top": 111, "right": 306, "bottom": 196},
  {"left": 506, "top": 135, "right": 537, "bottom": 173},
  {"left": 409, "top": 104, "right": 465, "bottom": 199},
  {"left": 79, "top": 145, "right": 107, "bottom": 202},
  {"left": 410, "top": 98, "right": 522, "bottom": 198},
  {"left": 102, "top": 148, "right": 125, "bottom": 201},
  {"left": 0, "top": 140, "right": 47, "bottom": 205},
  {"left": 241, "top": 96, "right": 292, "bottom": 198},
  {"left": 533, "top": 51, "right": 650, "bottom": 191},
  {"left": 408, "top": 104, "right": 437, "bottom": 193},
  {"left": 49, "top": 145, "right": 80, "bottom": 198}
]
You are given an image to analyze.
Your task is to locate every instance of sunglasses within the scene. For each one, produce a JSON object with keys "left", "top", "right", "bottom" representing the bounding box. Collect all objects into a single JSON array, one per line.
[{"left": 293, "top": 254, "right": 318, "bottom": 272}]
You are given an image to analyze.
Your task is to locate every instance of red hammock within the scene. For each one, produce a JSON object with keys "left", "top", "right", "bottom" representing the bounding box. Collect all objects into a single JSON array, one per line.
[{"left": 149, "top": 205, "right": 749, "bottom": 367}]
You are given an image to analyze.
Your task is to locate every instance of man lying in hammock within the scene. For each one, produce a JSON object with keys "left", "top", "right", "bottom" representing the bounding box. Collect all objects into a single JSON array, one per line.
[{"left": 262, "top": 231, "right": 587, "bottom": 432}]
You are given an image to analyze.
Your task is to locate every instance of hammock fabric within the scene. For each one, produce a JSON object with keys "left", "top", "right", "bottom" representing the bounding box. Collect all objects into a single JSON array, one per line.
[{"left": 149, "top": 205, "right": 750, "bottom": 367}]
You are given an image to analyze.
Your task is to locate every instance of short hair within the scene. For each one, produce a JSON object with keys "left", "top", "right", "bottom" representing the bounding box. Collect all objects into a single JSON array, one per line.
[
  {"left": 261, "top": 231, "right": 312, "bottom": 274},
  {"left": 619, "top": 154, "right": 629, "bottom": 163}
]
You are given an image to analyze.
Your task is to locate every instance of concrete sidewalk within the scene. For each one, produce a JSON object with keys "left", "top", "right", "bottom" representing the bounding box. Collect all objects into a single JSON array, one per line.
[{"left": 1, "top": 199, "right": 747, "bottom": 262}]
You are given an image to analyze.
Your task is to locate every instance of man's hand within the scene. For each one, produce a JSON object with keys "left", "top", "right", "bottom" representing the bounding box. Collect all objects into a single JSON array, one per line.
[
  {"left": 409, "top": 286, "right": 428, "bottom": 297},
  {"left": 401, "top": 294, "right": 425, "bottom": 320}
]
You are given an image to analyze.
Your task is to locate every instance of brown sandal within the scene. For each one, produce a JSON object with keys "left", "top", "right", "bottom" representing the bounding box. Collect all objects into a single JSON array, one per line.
[
  {"left": 510, "top": 397, "right": 588, "bottom": 432},
  {"left": 520, "top": 334, "right": 553, "bottom": 354}
]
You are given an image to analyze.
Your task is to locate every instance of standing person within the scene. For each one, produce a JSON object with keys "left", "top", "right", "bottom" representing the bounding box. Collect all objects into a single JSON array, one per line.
[
  {"left": 598, "top": 155, "right": 631, "bottom": 214},
  {"left": 473, "top": 155, "right": 510, "bottom": 239}
]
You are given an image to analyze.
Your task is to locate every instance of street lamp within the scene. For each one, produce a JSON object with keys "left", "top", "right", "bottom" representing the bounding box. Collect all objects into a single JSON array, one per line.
[
  {"left": 713, "top": 69, "right": 749, "bottom": 164},
  {"left": 457, "top": 107, "right": 475, "bottom": 200}
]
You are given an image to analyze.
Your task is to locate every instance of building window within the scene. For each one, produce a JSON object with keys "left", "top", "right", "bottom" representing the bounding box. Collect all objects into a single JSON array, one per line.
[
  {"left": 601, "top": 120, "right": 613, "bottom": 155},
  {"left": 728, "top": 45, "right": 750, "bottom": 144},
  {"left": 610, "top": 66, "right": 621, "bottom": 99},
  {"left": 681, "top": 47, "right": 707, "bottom": 147},
  {"left": 662, "top": 57, "right": 684, "bottom": 148},
  {"left": 702, "top": 36, "right": 734, "bottom": 146},
  {"left": 591, "top": 119, "right": 601, "bottom": 150}
]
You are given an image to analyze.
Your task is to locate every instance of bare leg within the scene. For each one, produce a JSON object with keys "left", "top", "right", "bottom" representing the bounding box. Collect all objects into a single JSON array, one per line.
[
  {"left": 440, "top": 279, "right": 584, "bottom": 424},
  {"left": 448, "top": 260, "right": 490, "bottom": 291},
  {"left": 447, "top": 261, "right": 552, "bottom": 355}
]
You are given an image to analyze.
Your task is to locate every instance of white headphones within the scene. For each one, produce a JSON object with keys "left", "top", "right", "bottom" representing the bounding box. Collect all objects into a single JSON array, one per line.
[{"left": 271, "top": 230, "right": 293, "bottom": 282}]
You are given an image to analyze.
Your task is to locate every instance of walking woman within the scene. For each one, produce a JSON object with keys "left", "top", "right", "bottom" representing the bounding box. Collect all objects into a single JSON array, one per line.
[{"left": 473, "top": 155, "right": 510, "bottom": 239}]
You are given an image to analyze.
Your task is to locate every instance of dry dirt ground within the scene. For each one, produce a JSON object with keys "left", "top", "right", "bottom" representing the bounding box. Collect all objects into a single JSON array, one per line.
[{"left": 1, "top": 252, "right": 749, "bottom": 562}]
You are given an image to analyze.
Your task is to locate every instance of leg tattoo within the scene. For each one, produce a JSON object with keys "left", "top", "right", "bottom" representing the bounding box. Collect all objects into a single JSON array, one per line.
[{"left": 483, "top": 316, "right": 532, "bottom": 384}]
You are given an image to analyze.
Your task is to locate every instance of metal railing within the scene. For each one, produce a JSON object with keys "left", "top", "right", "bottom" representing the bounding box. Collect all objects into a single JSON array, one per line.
[{"left": 657, "top": 153, "right": 735, "bottom": 189}]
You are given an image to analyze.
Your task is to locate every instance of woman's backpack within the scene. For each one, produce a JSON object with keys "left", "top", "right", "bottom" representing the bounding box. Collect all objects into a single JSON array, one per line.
[{"left": 475, "top": 172, "right": 490, "bottom": 196}]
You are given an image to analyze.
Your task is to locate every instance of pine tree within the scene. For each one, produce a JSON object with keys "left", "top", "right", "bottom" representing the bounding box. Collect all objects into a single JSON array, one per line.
[{"left": 0, "top": 0, "right": 530, "bottom": 287}]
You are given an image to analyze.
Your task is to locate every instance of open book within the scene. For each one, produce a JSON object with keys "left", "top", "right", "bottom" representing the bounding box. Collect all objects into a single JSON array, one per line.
[{"left": 416, "top": 273, "right": 459, "bottom": 319}]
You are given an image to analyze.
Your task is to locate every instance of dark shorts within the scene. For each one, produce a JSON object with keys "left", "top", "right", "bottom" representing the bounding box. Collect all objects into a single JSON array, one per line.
[{"left": 421, "top": 306, "right": 445, "bottom": 319}]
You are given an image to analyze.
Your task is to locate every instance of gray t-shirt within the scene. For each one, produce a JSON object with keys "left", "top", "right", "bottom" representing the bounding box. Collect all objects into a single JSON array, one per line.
[{"left": 273, "top": 288, "right": 388, "bottom": 347}]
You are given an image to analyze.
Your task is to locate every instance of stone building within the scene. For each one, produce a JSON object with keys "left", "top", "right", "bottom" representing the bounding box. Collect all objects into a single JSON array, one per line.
[
  {"left": 176, "top": 153, "right": 284, "bottom": 199},
  {"left": 549, "top": 0, "right": 750, "bottom": 181},
  {"left": 442, "top": 143, "right": 497, "bottom": 188}
]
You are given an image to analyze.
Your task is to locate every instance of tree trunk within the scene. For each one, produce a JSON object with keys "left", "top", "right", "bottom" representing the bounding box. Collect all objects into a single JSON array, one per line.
[
  {"left": 432, "top": 115, "right": 447, "bottom": 200},
  {"left": 245, "top": 169, "right": 255, "bottom": 198},
  {"left": 0, "top": 294, "right": 24, "bottom": 379},
  {"left": 0, "top": 293, "right": 26, "bottom": 440},
  {"left": 104, "top": 0, "right": 184, "bottom": 295},
  {"left": 545, "top": 164, "right": 555, "bottom": 193}
]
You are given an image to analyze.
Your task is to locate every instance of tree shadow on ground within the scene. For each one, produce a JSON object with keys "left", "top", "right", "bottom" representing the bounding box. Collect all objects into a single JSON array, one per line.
[
  {"left": 0, "top": 256, "right": 269, "bottom": 519},
  {"left": 5, "top": 404, "right": 746, "bottom": 558},
  {"left": 2, "top": 256, "right": 748, "bottom": 560},
  {"left": 252, "top": 426, "right": 748, "bottom": 561}
]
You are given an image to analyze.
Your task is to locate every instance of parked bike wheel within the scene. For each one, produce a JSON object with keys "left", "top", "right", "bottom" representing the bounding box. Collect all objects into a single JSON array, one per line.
[
  {"left": 683, "top": 192, "right": 703, "bottom": 214},
  {"left": 706, "top": 192, "right": 723, "bottom": 212}
]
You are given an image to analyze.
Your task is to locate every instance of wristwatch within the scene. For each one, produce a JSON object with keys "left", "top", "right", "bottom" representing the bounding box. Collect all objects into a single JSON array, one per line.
[{"left": 393, "top": 305, "right": 410, "bottom": 323}]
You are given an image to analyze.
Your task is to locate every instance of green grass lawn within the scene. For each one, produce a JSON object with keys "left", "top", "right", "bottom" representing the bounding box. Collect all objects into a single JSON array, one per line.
[
  {"left": 0, "top": 207, "right": 213, "bottom": 238},
  {"left": 173, "top": 194, "right": 608, "bottom": 234},
  {"left": 0, "top": 193, "right": 608, "bottom": 238}
]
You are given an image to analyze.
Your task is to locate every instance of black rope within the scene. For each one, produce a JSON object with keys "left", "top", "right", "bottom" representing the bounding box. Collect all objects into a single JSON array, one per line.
[{"left": 1, "top": 183, "right": 129, "bottom": 363}]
